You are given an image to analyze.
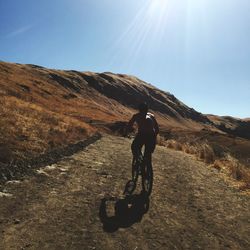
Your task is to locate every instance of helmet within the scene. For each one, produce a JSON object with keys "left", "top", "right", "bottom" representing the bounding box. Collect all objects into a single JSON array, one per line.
[{"left": 138, "top": 102, "right": 148, "bottom": 113}]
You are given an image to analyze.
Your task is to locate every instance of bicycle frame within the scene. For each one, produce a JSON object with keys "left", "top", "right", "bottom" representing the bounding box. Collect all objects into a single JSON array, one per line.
[{"left": 131, "top": 150, "right": 153, "bottom": 195}]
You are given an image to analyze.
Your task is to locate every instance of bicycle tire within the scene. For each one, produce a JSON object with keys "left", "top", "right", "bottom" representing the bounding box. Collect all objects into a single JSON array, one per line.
[
  {"left": 131, "top": 157, "right": 139, "bottom": 183},
  {"left": 142, "top": 162, "right": 153, "bottom": 196}
]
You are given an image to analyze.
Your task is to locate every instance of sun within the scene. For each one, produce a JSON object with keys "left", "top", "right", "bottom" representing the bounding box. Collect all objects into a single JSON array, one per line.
[
  {"left": 148, "top": 0, "right": 169, "bottom": 15},
  {"left": 147, "top": 0, "right": 168, "bottom": 19},
  {"left": 109, "top": 0, "right": 170, "bottom": 69},
  {"left": 152, "top": 0, "right": 168, "bottom": 7}
]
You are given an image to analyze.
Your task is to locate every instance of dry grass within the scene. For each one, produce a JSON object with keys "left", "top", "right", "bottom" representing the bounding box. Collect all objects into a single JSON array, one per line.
[
  {"left": 212, "top": 155, "right": 250, "bottom": 191},
  {"left": 164, "top": 137, "right": 250, "bottom": 190},
  {"left": 198, "top": 144, "right": 215, "bottom": 164},
  {"left": 0, "top": 95, "right": 96, "bottom": 162},
  {"left": 0, "top": 62, "right": 135, "bottom": 163},
  {"left": 165, "top": 140, "right": 183, "bottom": 151},
  {"left": 157, "top": 135, "right": 167, "bottom": 147},
  {"left": 166, "top": 140, "right": 215, "bottom": 163}
]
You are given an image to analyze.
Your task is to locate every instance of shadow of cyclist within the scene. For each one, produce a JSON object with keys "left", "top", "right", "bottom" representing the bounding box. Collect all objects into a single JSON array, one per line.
[{"left": 99, "top": 191, "right": 150, "bottom": 233}]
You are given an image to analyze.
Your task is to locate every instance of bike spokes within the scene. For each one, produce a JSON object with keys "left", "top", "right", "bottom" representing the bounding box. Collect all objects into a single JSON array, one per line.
[
  {"left": 127, "top": 153, "right": 153, "bottom": 196},
  {"left": 132, "top": 158, "right": 139, "bottom": 182},
  {"left": 142, "top": 163, "right": 153, "bottom": 196}
]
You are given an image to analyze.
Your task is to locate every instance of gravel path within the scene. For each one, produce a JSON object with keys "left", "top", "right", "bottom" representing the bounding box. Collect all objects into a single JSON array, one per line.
[{"left": 0, "top": 135, "right": 249, "bottom": 250}]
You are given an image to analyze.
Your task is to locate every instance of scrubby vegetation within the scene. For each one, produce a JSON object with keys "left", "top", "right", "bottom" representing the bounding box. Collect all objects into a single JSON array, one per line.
[
  {"left": 0, "top": 95, "right": 95, "bottom": 162},
  {"left": 163, "top": 133, "right": 250, "bottom": 191}
]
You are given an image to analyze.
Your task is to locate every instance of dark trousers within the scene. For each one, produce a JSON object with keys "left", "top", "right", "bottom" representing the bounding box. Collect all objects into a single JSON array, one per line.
[{"left": 131, "top": 133, "right": 156, "bottom": 159}]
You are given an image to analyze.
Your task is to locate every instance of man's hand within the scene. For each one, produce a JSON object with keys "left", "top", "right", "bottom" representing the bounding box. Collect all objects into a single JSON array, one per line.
[{"left": 122, "top": 127, "right": 128, "bottom": 137}]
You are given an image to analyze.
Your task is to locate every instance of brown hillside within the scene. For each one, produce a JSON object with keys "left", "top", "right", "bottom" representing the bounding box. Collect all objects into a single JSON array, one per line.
[
  {"left": 207, "top": 115, "right": 250, "bottom": 139},
  {"left": 0, "top": 61, "right": 211, "bottom": 162},
  {"left": 0, "top": 61, "right": 249, "bottom": 189}
]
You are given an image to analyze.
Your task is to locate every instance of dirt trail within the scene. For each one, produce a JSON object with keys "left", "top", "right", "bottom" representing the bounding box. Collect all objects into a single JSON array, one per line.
[{"left": 0, "top": 135, "right": 249, "bottom": 250}]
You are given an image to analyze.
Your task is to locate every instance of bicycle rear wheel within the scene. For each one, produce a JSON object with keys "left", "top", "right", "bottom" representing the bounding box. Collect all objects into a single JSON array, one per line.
[
  {"left": 142, "top": 162, "right": 153, "bottom": 196},
  {"left": 132, "top": 156, "right": 140, "bottom": 182}
]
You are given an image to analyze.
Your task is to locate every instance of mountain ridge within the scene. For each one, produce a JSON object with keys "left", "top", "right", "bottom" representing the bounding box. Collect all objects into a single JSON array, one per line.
[{"left": 0, "top": 61, "right": 250, "bottom": 190}]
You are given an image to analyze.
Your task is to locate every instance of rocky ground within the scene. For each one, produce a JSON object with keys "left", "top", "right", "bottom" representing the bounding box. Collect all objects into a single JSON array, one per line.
[{"left": 0, "top": 135, "right": 249, "bottom": 250}]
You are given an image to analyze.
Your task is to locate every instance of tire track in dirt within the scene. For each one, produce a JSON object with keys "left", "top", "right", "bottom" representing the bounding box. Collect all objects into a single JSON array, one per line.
[{"left": 0, "top": 135, "right": 249, "bottom": 250}]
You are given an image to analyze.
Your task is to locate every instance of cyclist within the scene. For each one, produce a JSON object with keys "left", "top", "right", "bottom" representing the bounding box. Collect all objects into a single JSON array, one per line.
[{"left": 125, "top": 102, "right": 159, "bottom": 163}]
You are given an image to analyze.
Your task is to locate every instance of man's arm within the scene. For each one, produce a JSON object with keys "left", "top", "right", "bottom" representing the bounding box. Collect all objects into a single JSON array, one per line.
[
  {"left": 152, "top": 116, "right": 159, "bottom": 135},
  {"left": 124, "top": 114, "right": 136, "bottom": 136}
]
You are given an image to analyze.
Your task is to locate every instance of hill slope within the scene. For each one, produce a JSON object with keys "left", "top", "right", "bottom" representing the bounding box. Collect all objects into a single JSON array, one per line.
[
  {"left": 0, "top": 61, "right": 250, "bottom": 189},
  {"left": 0, "top": 61, "right": 211, "bottom": 163}
]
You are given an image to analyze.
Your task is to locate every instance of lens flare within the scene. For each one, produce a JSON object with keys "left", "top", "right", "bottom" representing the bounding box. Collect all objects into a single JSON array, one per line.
[
  {"left": 109, "top": 0, "right": 170, "bottom": 70},
  {"left": 148, "top": 0, "right": 169, "bottom": 16}
]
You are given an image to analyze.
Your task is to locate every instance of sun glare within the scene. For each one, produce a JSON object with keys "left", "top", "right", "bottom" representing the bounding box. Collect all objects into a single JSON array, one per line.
[
  {"left": 109, "top": 0, "right": 170, "bottom": 70},
  {"left": 147, "top": 0, "right": 170, "bottom": 32},
  {"left": 148, "top": 0, "right": 169, "bottom": 16}
]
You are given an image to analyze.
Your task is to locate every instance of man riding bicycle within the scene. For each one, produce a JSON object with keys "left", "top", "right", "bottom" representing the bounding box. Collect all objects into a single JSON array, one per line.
[{"left": 125, "top": 102, "right": 159, "bottom": 164}]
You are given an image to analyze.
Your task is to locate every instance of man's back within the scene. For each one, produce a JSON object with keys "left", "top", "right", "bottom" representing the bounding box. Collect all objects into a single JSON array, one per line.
[
  {"left": 128, "top": 112, "right": 159, "bottom": 135},
  {"left": 133, "top": 112, "right": 156, "bottom": 134}
]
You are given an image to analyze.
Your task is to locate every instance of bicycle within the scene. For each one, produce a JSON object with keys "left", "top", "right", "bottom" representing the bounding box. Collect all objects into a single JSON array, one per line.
[{"left": 124, "top": 148, "right": 153, "bottom": 196}]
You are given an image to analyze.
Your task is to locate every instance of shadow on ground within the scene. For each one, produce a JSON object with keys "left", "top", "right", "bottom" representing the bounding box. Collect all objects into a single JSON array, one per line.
[{"left": 99, "top": 192, "right": 150, "bottom": 233}]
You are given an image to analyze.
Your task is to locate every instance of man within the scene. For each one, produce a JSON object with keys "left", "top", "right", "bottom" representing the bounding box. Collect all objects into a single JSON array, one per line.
[{"left": 125, "top": 102, "right": 159, "bottom": 162}]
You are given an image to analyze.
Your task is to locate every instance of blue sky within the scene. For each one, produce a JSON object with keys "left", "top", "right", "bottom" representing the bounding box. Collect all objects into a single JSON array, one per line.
[{"left": 0, "top": 0, "right": 249, "bottom": 118}]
